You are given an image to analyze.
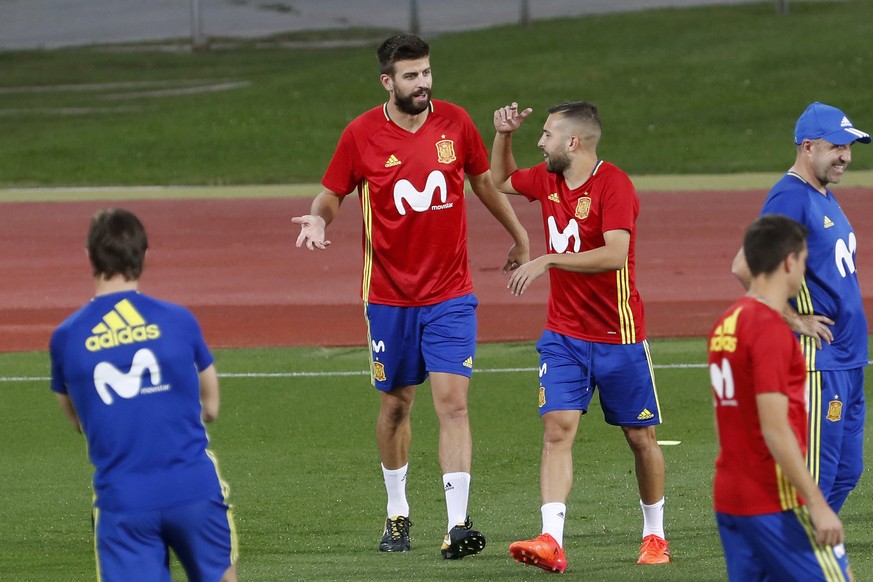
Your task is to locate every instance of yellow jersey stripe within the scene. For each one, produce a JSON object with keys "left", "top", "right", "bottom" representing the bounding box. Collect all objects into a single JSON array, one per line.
[
  {"left": 361, "top": 180, "right": 374, "bottom": 302},
  {"left": 204, "top": 448, "right": 240, "bottom": 564},
  {"left": 642, "top": 340, "right": 662, "bottom": 421},
  {"left": 807, "top": 371, "right": 822, "bottom": 484},
  {"left": 615, "top": 260, "right": 635, "bottom": 344},
  {"left": 93, "top": 507, "right": 102, "bottom": 581},
  {"left": 775, "top": 464, "right": 800, "bottom": 510},
  {"left": 364, "top": 301, "right": 377, "bottom": 387},
  {"left": 795, "top": 279, "right": 817, "bottom": 371}
]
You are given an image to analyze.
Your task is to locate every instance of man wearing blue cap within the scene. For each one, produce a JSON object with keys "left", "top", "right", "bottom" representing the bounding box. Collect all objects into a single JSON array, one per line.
[{"left": 733, "top": 102, "right": 870, "bottom": 514}]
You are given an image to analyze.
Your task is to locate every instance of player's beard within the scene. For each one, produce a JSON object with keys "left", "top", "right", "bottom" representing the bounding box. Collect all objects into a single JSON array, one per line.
[
  {"left": 545, "top": 150, "right": 571, "bottom": 174},
  {"left": 395, "top": 88, "right": 431, "bottom": 116}
]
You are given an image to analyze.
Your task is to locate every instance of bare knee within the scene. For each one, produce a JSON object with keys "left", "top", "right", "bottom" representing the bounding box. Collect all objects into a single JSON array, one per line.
[
  {"left": 380, "top": 388, "right": 415, "bottom": 427},
  {"left": 623, "top": 426, "right": 659, "bottom": 455}
]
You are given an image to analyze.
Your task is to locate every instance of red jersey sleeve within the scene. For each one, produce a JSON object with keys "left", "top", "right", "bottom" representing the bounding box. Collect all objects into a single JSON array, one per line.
[
  {"left": 510, "top": 164, "right": 547, "bottom": 202},
  {"left": 322, "top": 124, "right": 362, "bottom": 197},
  {"left": 600, "top": 169, "right": 637, "bottom": 233}
]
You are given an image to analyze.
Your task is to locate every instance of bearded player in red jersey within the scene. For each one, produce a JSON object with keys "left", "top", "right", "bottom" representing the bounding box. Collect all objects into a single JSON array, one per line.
[
  {"left": 491, "top": 101, "right": 669, "bottom": 573},
  {"left": 709, "top": 214, "right": 852, "bottom": 581},
  {"left": 293, "top": 35, "right": 529, "bottom": 559}
]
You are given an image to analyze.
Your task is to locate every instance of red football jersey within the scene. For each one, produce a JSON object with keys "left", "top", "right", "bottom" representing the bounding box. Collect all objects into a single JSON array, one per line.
[
  {"left": 709, "top": 296, "right": 809, "bottom": 515},
  {"left": 322, "top": 100, "right": 489, "bottom": 306},
  {"left": 510, "top": 161, "right": 645, "bottom": 344}
]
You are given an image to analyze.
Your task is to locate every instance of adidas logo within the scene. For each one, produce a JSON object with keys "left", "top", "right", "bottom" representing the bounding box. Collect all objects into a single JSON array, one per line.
[
  {"left": 385, "top": 154, "right": 402, "bottom": 168},
  {"left": 462, "top": 356, "right": 473, "bottom": 369},
  {"left": 444, "top": 481, "right": 454, "bottom": 491},
  {"left": 86, "top": 299, "right": 160, "bottom": 352},
  {"left": 841, "top": 116, "right": 852, "bottom": 128},
  {"left": 548, "top": 193, "right": 560, "bottom": 203},
  {"left": 637, "top": 408, "right": 655, "bottom": 421},
  {"left": 823, "top": 216, "right": 835, "bottom": 229}
]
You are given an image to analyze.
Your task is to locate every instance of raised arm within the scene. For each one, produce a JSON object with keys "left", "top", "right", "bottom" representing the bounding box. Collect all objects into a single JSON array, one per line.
[
  {"left": 491, "top": 102, "right": 533, "bottom": 193},
  {"left": 292, "top": 188, "right": 344, "bottom": 250},
  {"left": 468, "top": 171, "right": 530, "bottom": 274}
]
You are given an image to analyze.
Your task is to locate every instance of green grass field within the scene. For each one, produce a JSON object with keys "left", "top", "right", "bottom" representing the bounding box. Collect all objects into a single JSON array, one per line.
[
  {"left": 2, "top": 0, "right": 873, "bottom": 187},
  {"left": 2, "top": 340, "right": 871, "bottom": 581},
  {"left": 3, "top": 1, "right": 873, "bottom": 579}
]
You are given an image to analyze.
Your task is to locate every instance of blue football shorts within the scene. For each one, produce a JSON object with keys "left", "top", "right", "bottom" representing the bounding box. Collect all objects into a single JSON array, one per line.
[
  {"left": 94, "top": 496, "right": 237, "bottom": 582},
  {"left": 807, "top": 368, "right": 866, "bottom": 513},
  {"left": 365, "top": 293, "right": 478, "bottom": 391},
  {"left": 535, "top": 330, "right": 662, "bottom": 426},
  {"left": 716, "top": 509, "right": 852, "bottom": 581}
]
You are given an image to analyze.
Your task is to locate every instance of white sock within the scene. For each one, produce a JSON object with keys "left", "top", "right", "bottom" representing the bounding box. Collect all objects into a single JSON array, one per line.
[
  {"left": 382, "top": 463, "right": 409, "bottom": 518},
  {"left": 640, "top": 497, "right": 665, "bottom": 538},
  {"left": 443, "top": 472, "right": 470, "bottom": 531},
  {"left": 541, "top": 502, "right": 567, "bottom": 547}
]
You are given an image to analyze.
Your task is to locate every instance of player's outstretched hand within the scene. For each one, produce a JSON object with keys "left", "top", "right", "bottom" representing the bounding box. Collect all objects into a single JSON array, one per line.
[
  {"left": 502, "top": 241, "right": 530, "bottom": 275},
  {"left": 792, "top": 314, "right": 835, "bottom": 350},
  {"left": 507, "top": 255, "right": 547, "bottom": 296},
  {"left": 291, "top": 215, "right": 331, "bottom": 250},
  {"left": 494, "top": 102, "right": 533, "bottom": 134}
]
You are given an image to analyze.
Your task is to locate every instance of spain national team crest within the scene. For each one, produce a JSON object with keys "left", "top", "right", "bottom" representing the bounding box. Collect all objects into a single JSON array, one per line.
[
  {"left": 538, "top": 386, "right": 546, "bottom": 408},
  {"left": 372, "top": 361, "right": 386, "bottom": 382},
  {"left": 436, "top": 139, "right": 456, "bottom": 164},
  {"left": 826, "top": 399, "right": 843, "bottom": 422},
  {"left": 575, "top": 196, "right": 591, "bottom": 220}
]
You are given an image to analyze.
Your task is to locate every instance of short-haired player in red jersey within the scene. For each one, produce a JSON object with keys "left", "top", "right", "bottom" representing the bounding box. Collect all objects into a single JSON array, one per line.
[
  {"left": 293, "top": 34, "right": 530, "bottom": 559},
  {"left": 491, "top": 101, "right": 669, "bottom": 573},
  {"left": 710, "top": 214, "right": 852, "bottom": 581}
]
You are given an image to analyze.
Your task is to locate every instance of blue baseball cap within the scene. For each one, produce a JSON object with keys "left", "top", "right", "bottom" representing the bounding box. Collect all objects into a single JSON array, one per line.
[{"left": 794, "top": 102, "right": 871, "bottom": 146}]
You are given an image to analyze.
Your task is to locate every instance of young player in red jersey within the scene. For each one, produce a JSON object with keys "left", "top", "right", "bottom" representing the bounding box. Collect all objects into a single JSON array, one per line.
[
  {"left": 490, "top": 101, "right": 668, "bottom": 573},
  {"left": 293, "top": 35, "right": 529, "bottom": 559},
  {"left": 710, "top": 214, "right": 852, "bottom": 581}
]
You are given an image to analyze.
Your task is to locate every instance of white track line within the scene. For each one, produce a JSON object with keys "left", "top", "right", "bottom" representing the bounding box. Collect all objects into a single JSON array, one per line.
[{"left": 0, "top": 362, "right": 708, "bottom": 383}]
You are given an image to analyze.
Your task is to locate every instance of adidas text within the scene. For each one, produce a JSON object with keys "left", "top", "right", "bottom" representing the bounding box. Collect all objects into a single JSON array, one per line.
[{"left": 86, "top": 325, "right": 160, "bottom": 352}]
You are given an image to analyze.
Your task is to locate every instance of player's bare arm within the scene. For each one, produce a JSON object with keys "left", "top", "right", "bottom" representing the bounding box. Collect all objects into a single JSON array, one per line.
[
  {"left": 490, "top": 102, "right": 533, "bottom": 193},
  {"left": 292, "top": 189, "right": 343, "bottom": 250},
  {"left": 56, "top": 393, "right": 82, "bottom": 433},
  {"left": 199, "top": 364, "right": 221, "bottom": 423},
  {"left": 734, "top": 246, "right": 834, "bottom": 348},
  {"left": 468, "top": 170, "right": 530, "bottom": 274},
  {"left": 757, "top": 392, "right": 844, "bottom": 547},
  {"left": 507, "top": 229, "right": 629, "bottom": 296}
]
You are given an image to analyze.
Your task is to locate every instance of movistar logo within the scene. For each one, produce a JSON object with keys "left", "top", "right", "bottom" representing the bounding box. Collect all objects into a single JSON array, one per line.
[
  {"left": 86, "top": 299, "right": 160, "bottom": 352},
  {"left": 547, "top": 216, "right": 581, "bottom": 253},
  {"left": 393, "top": 170, "right": 449, "bottom": 215},
  {"left": 94, "top": 348, "right": 168, "bottom": 405}
]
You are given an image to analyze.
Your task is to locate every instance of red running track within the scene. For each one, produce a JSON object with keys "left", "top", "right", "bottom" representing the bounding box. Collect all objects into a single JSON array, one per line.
[{"left": 3, "top": 188, "right": 873, "bottom": 352}]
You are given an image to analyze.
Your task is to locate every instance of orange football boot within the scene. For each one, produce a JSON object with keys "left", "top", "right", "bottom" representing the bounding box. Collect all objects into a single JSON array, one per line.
[
  {"left": 637, "top": 534, "right": 671, "bottom": 565},
  {"left": 509, "top": 533, "right": 567, "bottom": 573}
]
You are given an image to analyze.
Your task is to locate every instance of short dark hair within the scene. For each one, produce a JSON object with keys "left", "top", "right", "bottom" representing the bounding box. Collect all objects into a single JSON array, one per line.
[
  {"left": 548, "top": 101, "right": 601, "bottom": 132},
  {"left": 743, "top": 214, "right": 808, "bottom": 276},
  {"left": 86, "top": 208, "right": 148, "bottom": 281},
  {"left": 377, "top": 34, "right": 430, "bottom": 76}
]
